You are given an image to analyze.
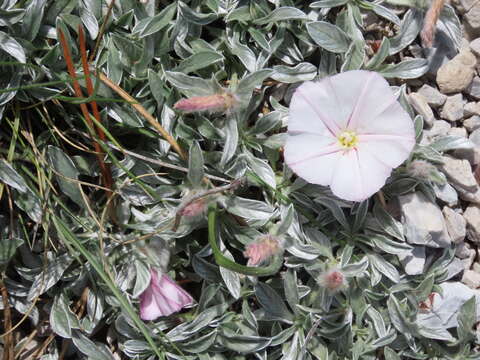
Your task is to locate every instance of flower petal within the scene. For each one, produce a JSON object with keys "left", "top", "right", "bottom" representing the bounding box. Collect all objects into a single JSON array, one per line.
[
  {"left": 289, "top": 81, "right": 343, "bottom": 136},
  {"left": 158, "top": 275, "right": 195, "bottom": 307},
  {"left": 285, "top": 134, "right": 342, "bottom": 185},
  {"left": 139, "top": 284, "right": 163, "bottom": 321},
  {"left": 330, "top": 149, "right": 391, "bottom": 201},
  {"left": 357, "top": 100, "right": 415, "bottom": 138},
  {"left": 357, "top": 136, "right": 414, "bottom": 169}
]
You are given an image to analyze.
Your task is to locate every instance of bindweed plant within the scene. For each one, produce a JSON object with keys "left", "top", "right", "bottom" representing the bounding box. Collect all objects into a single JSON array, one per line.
[{"left": 0, "top": 0, "right": 477, "bottom": 359}]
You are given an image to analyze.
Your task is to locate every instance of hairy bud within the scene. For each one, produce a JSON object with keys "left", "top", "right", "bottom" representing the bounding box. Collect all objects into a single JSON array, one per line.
[
  {"left": 174, "top": 91, "right": 237, "bottom": 114},
  {"left": 243, "top": 235, "right": 282, "bottom": 266},
  {"left": 318, "top": 268, "right": 347, "bottom": 293}
]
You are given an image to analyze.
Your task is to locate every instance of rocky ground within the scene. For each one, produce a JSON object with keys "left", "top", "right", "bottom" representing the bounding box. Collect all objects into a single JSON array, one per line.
[{"left": 402, "top": 0, "right": 480, "bottom": 298}]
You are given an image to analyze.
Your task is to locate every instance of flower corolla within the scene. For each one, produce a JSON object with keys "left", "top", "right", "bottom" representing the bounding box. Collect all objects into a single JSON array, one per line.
[{"left": 285, "top": 70, "right": 415, "bottom": 201}]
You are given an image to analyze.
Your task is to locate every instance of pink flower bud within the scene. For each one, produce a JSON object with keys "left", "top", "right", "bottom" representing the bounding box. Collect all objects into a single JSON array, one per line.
[
  {"left": 139, "top": 269, "right": 195, "bottom": 321},
  {"left": 406, "top": 159, "right": 436, "bottom": 179},
  {"left": 179, "top": 198, "right": 206, "bottom": 217},
  {"left": 173, "top": 91, "right": 237, "bottom": 114},
  {"left": 243, "top": 235, "right": 282, "bottom": 266},
  {"left": 318, "top": 268, "right": 347, "bottom": 293}
]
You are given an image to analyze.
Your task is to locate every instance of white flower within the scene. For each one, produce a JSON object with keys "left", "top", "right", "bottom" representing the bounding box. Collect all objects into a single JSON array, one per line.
[{"left": 285, "top": 70, "right": 415, "bottom": 202}]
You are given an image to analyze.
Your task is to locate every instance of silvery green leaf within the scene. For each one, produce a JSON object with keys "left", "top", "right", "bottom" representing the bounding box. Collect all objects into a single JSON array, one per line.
[
  {"left": 306, "top": 21, "right": 350, "bottom": 53},
  {"left": 165, "top": 71, "right": 218, "bottom": 97},
  {"left": 192, "top": 255, "right": 221, "bottom": 283},
  {"left": 167, "top": 303, "right": 229, "bottom": 341},
  {"left": 414, "top": 115, "right": 424, "bottom": 140},
  {"left": 367, "top": 307, "right": 387, "bottom": 337},
  {"left": 310, "top": 0, "right": 349, "bottom": 7},
  {"left": 14, "top": 187, "right": 43, "bottom": 223},
  {"left": 228, "top": 32, "right": 257, "bottom": 72},
  {"left": 242, "top": 300, "right": 258, "bottom": 329},
  {"left": 371, "top": 4, "right": 401, "bottom": 26},
  {"left": 276, "top": 204, "right": 294, "bottom": 235},
  {"left": 255, "top": 282, "right": 294, "bottom": 322},
  {"left": 224, "top": 196, "right": 275, "bottom": 221},
  {"left": 282, "top": 332, "right": 300, "bottom": 360},
  {"left": 387, "top": 295, "right": 411, "bottom": 334},
  {"left": 437, "top": 4, "right": 462, "bottom": 50},
  {"left": 271, "top": 62, "right": 317, "bottom": 83},
  {"left": 218, "top": 333, "right": 271, "bottom": 353},
  {"left": 370, "top": 234, "right": 413, "bottom": 254},
  {"left": 254, "top": 7, "right": 307, "bottom": 25},
  {"left": 368, "top": 253, "right": 400, "bottom": 283},
  {"left": 179, "top": 330, "right": 217, "bottom": 353},
  {"left": 379, "top": 59, "right": 428, "bottom": 79},
  {"left": 263, "top": 133, "right": 286, "bottom": 149},
  {"left": 175, "top": 51, "right": 224, "bottom": 74},
  {"left": 86, "top": 289, "right": 104, "bottom": 326},
  {"left": 235, "top": 69, "right": 272, "bottom": 101},
  {"left": 384, "top": 346, "right": 401, "bottom": 360},
  {"left": 0, "top": 159, "right": 27, "bottom": 192},
  {"left": 341, "top": 40, "right": 365, "bottom": 71},
  {"left": 122, "top": 340, "right": 150, "bottom": 357},
  {"left": 389, "top": 9, "right": 422, "bottom": 55},
  {"left": 250, "top": 111, "right": 282, "bottom": 135},
  {"left": 133, "top": 2, "right": 176, "bottom": 37},
  {"left": 219, "top": 249, "right": 241, "bottom": 299},
  {"left": 28, "top": 253, "right": 73, "bottom": 301},
  {"left": 352, "top": 199, "right": 368, "bottom": 233},
  {"left": 71, "top": 330, "right": 116, "bottom": 360},
  {"left": 10, "top": 296, "right": 39, "bottom": 324},
  {"left": 341, "top": 256, "right": 369, "bottom": 277},
  {"left": 22, "top": 0, "right": 47, "bottom": 40},
  {"left": 270, "top": 326, "right": 296, "bottom": 346},
  {"left": 188, "top": 141, "right": 205, "bottom": 187},
  {"left": 373, "top": 202, "right": 404, "bottom": 241},
  {"left": 220, "top": 118, "right": 238, "bottom": 167},
  {"left": 287, "top": 242, "right": 322, "bottom": 260},
  {"left": 417, "top": 326, "right": 454, "bottom": 341},
  {"left": 80, "top": 0, "right": 99, "bottom": 39},
  {"left": 371, "top": 330, "right": 397, "bottom": 348},
  {"left": 340, "top": 244, "right": 354, "bottom": 266},
  {"left": 430, "top": 136, "right": 473, "bottom": 152},
  {"left": 0, "top": 237, "right": 23, "bottom": 266},
  {"left": 316, "top": 197, "right": 350, "bottom": 232},
  {"left": 50, "top": 293, "right": 80, "bottom": 339},
  {"left": 284, "top": 269, "right": 300, "bottom": 314},
  {"left": 47, "top": 146, "right": 83, "bottom": 207},
  {"left": 249, "top": 28, "right": 270, "bottom": 52},
  {"left": 247, "top": 155, "right": 276, "bottom": 189},
  {"left": 365, "top": 37, "right": 390, "bottom": 69},
  {"left": 0, "top": 30, "right": 26, "bottom": 63},
  {"left": 132, "top": 260, "right": 151, "bottom": 298},
  {"left": 457, "top": 296, "right": 476, "bottom": 343},
  {"left": 179, "top": 1, "right": 217, "bottom": 25}
]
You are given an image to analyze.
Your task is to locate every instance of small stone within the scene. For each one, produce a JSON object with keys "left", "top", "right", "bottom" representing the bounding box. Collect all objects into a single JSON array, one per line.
[
  {"left": 446, "top": 258, "right": 465, "bottom": 280},
  {"left": 455, "top": 186, "right": 480, "bottom": 204},
  {"left": 465, "top": 5, "right": 480, "bottom": 34},
  {"left": 473, "top": 262, "right": 480, "bottom": 273},
  {"left": 417, "top": 84, "right": 447, "bottom": 108},
  {"left": 464, "top": 102, "right": 480, "bottom": 117},
  {"left": 448, "top": 127, "right": 468, "bottom": 138},
  {"left": 399, "top": 192, "right": 452, "bottom": 248},
  {"left": 441, "top": 94, "right": 464, "bottom": 121},
  {"left": 436, "top": 50, "right": 476, "bottom": 94},
  {"left": 463, "top": 116, "right": 480, "bottom": 132},
  {"left": 456, "top": 241, "right": 472, "bottom": 259},
  {"left": 471, "top": 38, "right": 480, "bottom": 57},
  {"left": 443, "top": 207, "right": 467, "bottom": 243},
  {"left": 397, "top": 246, "right": 425, "bottom": 275},
  {"left": 452, "top": 0, "right": 478, "bottom": 14},
  {"left": 440, "top": 156, "right": 478, "bottom": 191},
  {"left": 409, "top": 93, "right": 435, "bottom": 126},
  {"left": 428, "top": 120, "right": 451, "bottom": 138},
  {"left": 466, "top": 77, "right": 480, "bottom": 100},
  {"left": 462, "top": 248, "right": 476, "bottom": 270},
  {"left": 470, "top": 128, "right": 480, "bottom": 146},
  {"left": 462, "top": 270, "right": 480, "bottom": 288},
  {"left": 433, "top": 182, "right": 459, "bottom": 206},
  {"left": 464, "top": 205, "right": 480, "bottom": 243}
]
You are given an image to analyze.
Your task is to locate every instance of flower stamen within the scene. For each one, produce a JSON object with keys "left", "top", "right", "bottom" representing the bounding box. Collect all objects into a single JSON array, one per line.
[{"left": 338, "top": 130, "right": 358, "bottom": 149}]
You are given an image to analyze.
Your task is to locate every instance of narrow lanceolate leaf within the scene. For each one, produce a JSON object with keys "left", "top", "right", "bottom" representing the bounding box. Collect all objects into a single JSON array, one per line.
[
  {"left": 306, "top": 21, "right": 350, "bottom": 53},
  {"left": 0, "top": 31, "right": 26, "bottom": 63},
  {"left": 0, "top": 159, "right": 27, "bottom": 192},
  {"left": 188, "top": 141, "right": 205, "bottom": 187}
]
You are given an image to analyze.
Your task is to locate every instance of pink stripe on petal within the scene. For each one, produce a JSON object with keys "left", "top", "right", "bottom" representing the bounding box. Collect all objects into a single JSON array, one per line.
[
  {"left": 357, "top": 133, "right": 416, "bottom": 142},
  {"left": 287, "top": 144, "right": 342, "bottom": 167},
  {"left": 346, "top": 72, "right": 375, "bottom": 130},
  {"left": 296, "top": 88, "right": 341, "bottom": 136}
]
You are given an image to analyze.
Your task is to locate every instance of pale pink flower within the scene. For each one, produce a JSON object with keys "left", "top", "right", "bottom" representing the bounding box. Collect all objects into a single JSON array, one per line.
[
  {"left": 173, "top": 91, "right": 237, "bottom": 113},
  {"left": 285, "top": 70, "right": 415, "bottom": 202},
  {"left": 179, "top": 198, "right": 206, "bottom": 217},
  {"left": 243, "top": 235, "right": 281, "bottom": 266},
  {"left": 139, "top": 269, "right": 194, "bottom": 321},
  {"left": 318, "top": 268, "right": 347, "bottom": 294}
]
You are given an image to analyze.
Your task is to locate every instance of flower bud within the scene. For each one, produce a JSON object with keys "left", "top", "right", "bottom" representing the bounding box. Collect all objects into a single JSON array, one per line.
[
  {"left": 179, "top": 198, "right": 206, "bottom": 217},
  {"left": 318, "top": 268, "right": 347, "bottom": 293},
  {"left": 243, "top": 234, "right": 282, "bottom": 266},
  {"left": 406, "top": 159, "right": 437, "bottom": 180},
  {"left": 173, "top": 91, "right": 237, "bottom": 114}
]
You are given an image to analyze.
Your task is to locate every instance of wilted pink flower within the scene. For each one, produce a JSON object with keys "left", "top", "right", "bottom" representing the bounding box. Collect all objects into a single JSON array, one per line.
[
  {"left": 174, "top": 91, "right": 237, "bottom": 113},
  {"left": 285, "top": 70, "right": 415, "bottom": 202},
  {"left": 243, "top": 235, "right": 281, "bottom": 266},
  {"left": 420, "top": 0, "right": 445, "bottom": 48},
  {"left": 318, "top": 268, "right": 347, "bottom": 293},
  {"left": 139, "top": 269, "right": 194, "bottom": 321}
]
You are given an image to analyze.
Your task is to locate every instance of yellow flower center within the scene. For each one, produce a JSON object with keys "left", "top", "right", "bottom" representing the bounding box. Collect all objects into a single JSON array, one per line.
[{"left": 338, "top": 130, "right": 358, "bottom": 149}]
